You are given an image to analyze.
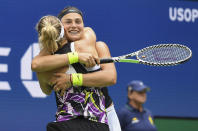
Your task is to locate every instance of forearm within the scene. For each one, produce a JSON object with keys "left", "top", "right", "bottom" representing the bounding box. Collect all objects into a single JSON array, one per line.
[
  {"left": 82, "top": 66, "right": 117, "bottom": 87},
  {"left": 31, "top": 54, "right": 68, "bottom": 72}
]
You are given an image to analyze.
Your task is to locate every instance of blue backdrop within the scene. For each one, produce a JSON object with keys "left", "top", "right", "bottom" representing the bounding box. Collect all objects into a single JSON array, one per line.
[{"left": 0, "top": 0, "right": 198, "bottom": 131}]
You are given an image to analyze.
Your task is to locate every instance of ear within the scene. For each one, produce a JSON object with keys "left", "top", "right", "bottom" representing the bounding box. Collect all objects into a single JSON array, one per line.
[{"left": 128, "top": 91, "right": 133, "bottom": 100}]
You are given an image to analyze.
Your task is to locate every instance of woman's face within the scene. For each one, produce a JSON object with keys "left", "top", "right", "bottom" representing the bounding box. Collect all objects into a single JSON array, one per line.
[{"left": 61, "top": 13, "right": 84, "bottom": 41}]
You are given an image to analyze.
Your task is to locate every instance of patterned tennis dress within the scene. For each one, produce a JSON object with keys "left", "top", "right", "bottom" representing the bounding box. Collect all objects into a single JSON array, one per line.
[{"left": 54, "top": 42, "right": 107, "bottom": 124}]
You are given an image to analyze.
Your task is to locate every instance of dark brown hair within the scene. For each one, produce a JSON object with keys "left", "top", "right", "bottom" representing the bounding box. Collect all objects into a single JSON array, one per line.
[{"left": 57, "top": 6, "right": 83, "bottom": 20}]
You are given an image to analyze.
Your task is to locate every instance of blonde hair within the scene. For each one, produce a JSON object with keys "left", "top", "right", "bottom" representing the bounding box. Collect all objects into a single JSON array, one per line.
[{"left": 36, "top": 15, "right": 64, "bottom": 54}]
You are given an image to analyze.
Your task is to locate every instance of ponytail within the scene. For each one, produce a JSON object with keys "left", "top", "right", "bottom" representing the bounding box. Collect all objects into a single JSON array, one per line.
[
  {"left": 39, "top": 24, "right": 58, "bottom": 53},
  {"left": 36, "top": 15, "right": 64, "bottom": 54}
]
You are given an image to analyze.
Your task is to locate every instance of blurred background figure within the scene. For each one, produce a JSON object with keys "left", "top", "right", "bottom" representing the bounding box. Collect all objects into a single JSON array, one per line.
[{"left": 117, "top": 80, "right": 157, "bottom": 131}]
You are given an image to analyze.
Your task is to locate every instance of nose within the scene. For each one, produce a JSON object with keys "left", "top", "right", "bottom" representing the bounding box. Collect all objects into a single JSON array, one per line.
[{"left": 71, "top": 21, "right": 77, "bottom": 28}]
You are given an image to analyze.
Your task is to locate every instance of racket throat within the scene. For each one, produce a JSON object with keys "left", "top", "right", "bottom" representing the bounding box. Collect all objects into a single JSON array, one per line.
[{"left": 119, "top": 59, "right": 140, "bottom": 63}]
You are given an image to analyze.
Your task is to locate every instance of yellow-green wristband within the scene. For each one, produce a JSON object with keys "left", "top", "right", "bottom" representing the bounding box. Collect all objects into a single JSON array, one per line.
[
  {"left": 68, "top": 52, "right": 79, "bottom": 64},
  {"left": 72, "top": 73, "right": 83, "bottom": 86}
]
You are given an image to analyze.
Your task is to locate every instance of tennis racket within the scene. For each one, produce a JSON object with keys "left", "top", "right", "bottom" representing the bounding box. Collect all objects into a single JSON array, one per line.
[{"left": 100, "top": 44, "right": 192, "bottom": 66}]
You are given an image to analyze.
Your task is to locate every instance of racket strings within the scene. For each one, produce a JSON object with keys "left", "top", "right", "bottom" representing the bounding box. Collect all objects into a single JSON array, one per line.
[{"left": 137, "top": 44, "right": 191, "bottom": 66}]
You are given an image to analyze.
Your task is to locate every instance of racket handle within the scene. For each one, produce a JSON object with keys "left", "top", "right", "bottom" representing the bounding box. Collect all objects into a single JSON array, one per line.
[{"left": 100, "top": 58, "right": 114, "bottom": 64}]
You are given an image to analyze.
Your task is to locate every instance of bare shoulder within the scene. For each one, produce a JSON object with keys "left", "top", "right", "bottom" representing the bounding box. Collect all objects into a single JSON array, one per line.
[
  {"left": 84, "top": 27, "right": 96, "bottom": 38},
  {"left": 96, "top": 41, "right": 109, "bottom": 49},
  {"left": 96, "top": 41, "right": 111, "bottom": 57},
  {"left": 84, "top": 27, "right": 94, "bottom": 32}
]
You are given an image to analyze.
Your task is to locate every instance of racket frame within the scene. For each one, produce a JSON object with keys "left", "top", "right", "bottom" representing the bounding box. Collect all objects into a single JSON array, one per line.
[{"left": 100, "top": 44, "right": 192, "bottom": 66}]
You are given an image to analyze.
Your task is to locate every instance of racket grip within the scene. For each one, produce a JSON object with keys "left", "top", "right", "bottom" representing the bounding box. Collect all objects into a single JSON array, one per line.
[{"left": 100, "top": 58, "right": 114, "bottom": 64}]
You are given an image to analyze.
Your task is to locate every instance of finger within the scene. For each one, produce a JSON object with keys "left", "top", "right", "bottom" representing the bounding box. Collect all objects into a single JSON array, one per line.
[
  {"left": 85, "top": 62, "right": 90, "bottom": 68},
  {"left": 95, "top": 57, "right": 100, "bottom": 64},
  {"left": 87, "top": 59, "right": 92, "bottom": 68},
  {"left": 53, "top": 73, "right": 62, "bottom": 77},
  {"left": 87, "top": 55, "right": 94, "bottom": 67},
  {"left": 87, "top": 57, "right": 92, "bottom": 68},
  {"left": 89, "top": 57, "right": 96, "bottom": 67},
  {"left": 53, "top": 84, "right": 61, "bottom": 92},
  {"left": 93, "top": 56, "right": 100, "bottom": 64}
]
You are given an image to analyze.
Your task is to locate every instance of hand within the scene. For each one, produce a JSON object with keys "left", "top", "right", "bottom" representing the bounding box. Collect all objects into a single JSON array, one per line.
[
  {"left": 78, "top": 53, "right": 100, "bottom": 68},
  {"left": 50, "top": 73, "right": 72, "bottom": 96}
]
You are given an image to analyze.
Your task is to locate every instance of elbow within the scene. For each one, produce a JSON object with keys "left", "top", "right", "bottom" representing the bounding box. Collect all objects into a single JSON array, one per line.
[
  {"left": 111, "top": 71, "right": 117, "bottom": 85},
  {"left": 111, "top": 77, "right": 117, "bottom": 85},
  {"left": 31, "top": 60, "right": 40, "bottom": 72},
  {"left": 108, "top": 75, "right": 117, "bottom": 86},
  {"left": 103, "top": 70, "right": 117, "bottom": 86}
]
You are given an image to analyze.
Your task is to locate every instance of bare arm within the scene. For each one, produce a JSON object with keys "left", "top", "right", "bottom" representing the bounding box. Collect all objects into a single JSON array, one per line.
[
  {"left": 31, "top": 48, "right": 68, "bottom": 72},
  {"left": 82, "top": 41, "right": 117, "bottom": 87}
]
